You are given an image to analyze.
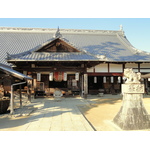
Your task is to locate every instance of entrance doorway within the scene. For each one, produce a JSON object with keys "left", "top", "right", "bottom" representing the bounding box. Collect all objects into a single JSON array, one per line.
[
  {"left": 49, "top": 80, "right": 67, "bottom": 88},
  {"left": 88, "top": 75, "right": 121, "bottom": 95},
  {"left": 48, "top": 74, "right": 80, "bottom": 96},
  {"left": 34, "top": 72, "right": 81, "bottom": 97}
]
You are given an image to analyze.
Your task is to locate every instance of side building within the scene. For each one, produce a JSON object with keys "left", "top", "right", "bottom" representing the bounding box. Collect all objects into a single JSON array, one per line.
[{"left": 0, "top": 27, "right": 150, "bottom": 97}]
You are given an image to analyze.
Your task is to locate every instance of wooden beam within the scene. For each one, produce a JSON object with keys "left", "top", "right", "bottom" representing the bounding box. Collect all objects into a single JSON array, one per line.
[
  {"left": 138, "top": 63, "right": 140, "bottom": 72},
  {"left": 108, "top": 63, "right": 110, "bottom": 73},
  {"left": 16, "top": 67, "right": 85, "bottom": 72},
  {"left": 87, "top": 73, "right": 123, "bottom": 76}
]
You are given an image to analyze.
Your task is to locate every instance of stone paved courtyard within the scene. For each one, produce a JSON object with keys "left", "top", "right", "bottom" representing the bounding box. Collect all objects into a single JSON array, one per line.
[
  {"left": 0, "top": 97, "right": 94, "bottom": 131},
  {"left": 1, "top": 94, "right": 150, "bottom": 131}
]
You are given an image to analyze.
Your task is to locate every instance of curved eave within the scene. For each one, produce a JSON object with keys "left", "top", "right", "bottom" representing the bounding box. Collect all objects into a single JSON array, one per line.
[
  {"left": 7, "top": 52, "right": 105, "bottom": 62},
  {"left": 7, "top": 58, "right": 150, "bottom": 63},
  {"left": 7, "top": 59, "right": 102, "bottom": 62}
]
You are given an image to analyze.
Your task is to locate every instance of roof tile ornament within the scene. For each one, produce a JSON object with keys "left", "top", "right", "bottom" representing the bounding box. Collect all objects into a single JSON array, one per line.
[
  {"left": 53, "top": 27, "right": 62, "bottom": 38},
  {"left": 6, "top": 52, "right": 11, "bottom": 60},
  {"left": 120, "top": 24, "right": 125, "bottom": 37},
  {"left": 120, "top": 24, "right": 123, "bottom": 31}
]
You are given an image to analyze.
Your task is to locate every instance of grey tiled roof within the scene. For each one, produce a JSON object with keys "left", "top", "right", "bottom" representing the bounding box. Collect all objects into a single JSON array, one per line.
[{"left": 0, "top": 27, "right": 150, "bottom": 65}]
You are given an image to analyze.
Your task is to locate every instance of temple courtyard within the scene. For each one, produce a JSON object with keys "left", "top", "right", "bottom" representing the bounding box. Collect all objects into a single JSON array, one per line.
[{"left": 1, "top": 94, "right": 150, "bottom": 131}]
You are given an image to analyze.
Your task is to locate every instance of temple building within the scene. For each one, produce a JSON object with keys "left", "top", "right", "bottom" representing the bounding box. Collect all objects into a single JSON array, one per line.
[{"left": 0, "top": 26, "right": 150, "bottom": 97}]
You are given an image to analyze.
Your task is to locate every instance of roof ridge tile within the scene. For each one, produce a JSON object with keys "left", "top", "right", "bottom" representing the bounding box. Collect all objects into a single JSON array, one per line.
[{"left": 0, "top": 27, "right": 123, "bottom": 35}]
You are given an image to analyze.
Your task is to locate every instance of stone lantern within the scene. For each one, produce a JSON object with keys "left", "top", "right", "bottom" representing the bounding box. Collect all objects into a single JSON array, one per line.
[{"left": 113, "top": 68, "right": 150, "bottom": 130}]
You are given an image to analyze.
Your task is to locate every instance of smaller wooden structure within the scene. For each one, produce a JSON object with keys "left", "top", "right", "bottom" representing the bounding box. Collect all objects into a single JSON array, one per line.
[{"left": 0, "top": 63, "right": 32, "bottom": 114}]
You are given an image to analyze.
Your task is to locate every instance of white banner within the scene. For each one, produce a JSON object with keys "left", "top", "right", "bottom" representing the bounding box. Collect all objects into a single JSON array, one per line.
[
  {"left": 63, "top": 72, "right": 67, "bottom": 81},
  {"left": 111, "top": 76, "right": 114, "bottom": 83},
  {"left": 103, "top": 76, "right": 106, "bottom": 83},
  {"left": 49, "top": 72, "right": 53, "bottom": 81},
  {"left": 94, "top": 76, "right": 97, "bottom": 83},
  {"left": 37, "top": 73, "right": 41, "bottom": 81},
  {"left": 118, "top": 76, "right": 121, "bottom": 83},
  {"left": 75, "top": 72, "right": 79, "bottom": 81}
]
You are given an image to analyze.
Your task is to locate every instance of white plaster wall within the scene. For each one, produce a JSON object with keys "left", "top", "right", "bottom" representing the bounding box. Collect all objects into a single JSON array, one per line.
[
  {"left": 140, "top": 63, "right": 150, "bottom": 68},
  {"left": 140, "top": 69, "right": 150, "bottom": 73},
  {"left": 125, "top": 63, "right": 138, "bottom": 68},
  {"left": 132, "top": 69, "right": 138, "bottom": 72},
  {"left": 109, "top": 64, "right": 123, "bottom": 72},
  {"left": 125, "top": 63, "right": 150, "bottom": 72},
  {"left": 87, "top": 63, "right": 150, "bottom": 73},
  {"left": 95, "top": 64, "right": 108, "bottom": 72},
  {"left": 87, "top": 67, "right": 94, "bottom": 72}
]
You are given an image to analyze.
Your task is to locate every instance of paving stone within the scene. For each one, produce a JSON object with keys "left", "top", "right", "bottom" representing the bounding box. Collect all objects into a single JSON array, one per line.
[{"left": 0, "top": 97, "right": 95, "bottom": 131}]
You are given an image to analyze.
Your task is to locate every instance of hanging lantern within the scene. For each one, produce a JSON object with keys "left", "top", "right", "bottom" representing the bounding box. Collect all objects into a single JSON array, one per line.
[
  {"left": 94, "top": 76, "right": 97, "bottom": 83},
  {"left": 49, "top": 72, "right": 53, "bottom": 81},
  {"left": 103, "top": 76, "right": 106, "bottom": 83},
  {"left": 111, "top": 76, "right": 114, "bottom": 83},
  {"left": 63, "top": 72, "right": 67, "bottom": 81},
  {"left": 118, "top": 76, "right": 121, "bottom": 83},
  {"left": 37, "top": 73, "right": 41, "bottom": 81},
  {"left": 75, "top": 72, "right": 79, "bottom": 81},
  {"left": 54, "top": 72, "right": 63, "bottom": 82}
]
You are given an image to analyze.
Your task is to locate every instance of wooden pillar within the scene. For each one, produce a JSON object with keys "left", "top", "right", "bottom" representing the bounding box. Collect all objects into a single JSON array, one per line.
[
  {"left": 122, "top": 63, "right": 126, "bottom": 84},
  {"left": 138, "top": 63, "right": 140, "bottom": 72},
  {"left": 27, "top": 86, "right": 31, "bottom": 102},
  {"left": 122, "top": 63, "right": 125, "bottom": 72},
  {"left": 108, "top": 63, "right": 110, "bottom": 73},
  {"left": 84, "top": 74, "right": 88, "bottom": 99},
  {"left": 145, "top": 79, "right": 148, "bottom": 93},
  {"left": 81, "top": 75, "right": 84, "bottom": 97},
  {"left": 33, "top": 78, "right": 37, "bottom": 90},
  {"left": 79, "top": 74, "right": 82, "bottom": 97},
  {"left": 33, "top": 78, "right": 37, "bottom": 99},
  {"left": 27, "top": 79, "right": 32, "bottom": 102}
]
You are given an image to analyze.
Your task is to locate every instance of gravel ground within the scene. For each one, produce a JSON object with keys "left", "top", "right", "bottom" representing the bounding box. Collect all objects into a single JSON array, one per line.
[{"left": 78, "top": 94, "right": 150, "bottom": 131}]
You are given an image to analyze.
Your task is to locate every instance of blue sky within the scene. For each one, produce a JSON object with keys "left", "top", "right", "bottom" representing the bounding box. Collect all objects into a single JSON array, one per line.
[{"left": 0, "top": 18, "right": 150, "bottom": 52}]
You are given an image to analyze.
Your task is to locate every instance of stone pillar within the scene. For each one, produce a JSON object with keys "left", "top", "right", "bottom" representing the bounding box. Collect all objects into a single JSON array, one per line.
[
  {"left": 84, "top": 74, "right": 88, "bottom": 99},
  {"left": 113, "top": 68, "right": 150, "bottom": 130}
]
